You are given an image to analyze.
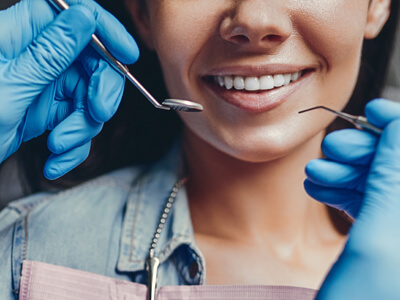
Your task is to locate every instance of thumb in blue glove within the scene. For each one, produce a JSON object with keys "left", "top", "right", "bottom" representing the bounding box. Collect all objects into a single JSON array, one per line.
[{"left": 0, "top": 0, "right": 139, "bottom": 179}]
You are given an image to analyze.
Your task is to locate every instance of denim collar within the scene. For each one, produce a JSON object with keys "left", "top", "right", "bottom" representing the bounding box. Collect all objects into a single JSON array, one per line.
[{"left": 117, "top": 141, "right": 204, "bottom": 282}]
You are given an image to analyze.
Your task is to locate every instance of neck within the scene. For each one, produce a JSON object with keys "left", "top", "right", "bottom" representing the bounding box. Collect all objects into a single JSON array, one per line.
[{"left": 183, "top": 130, "right": 340, "bottom": 246}]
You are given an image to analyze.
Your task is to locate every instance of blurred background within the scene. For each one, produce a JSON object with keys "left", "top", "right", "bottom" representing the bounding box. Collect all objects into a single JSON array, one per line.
[{"left": 0, "top": 0, "right": 400, "bottom": 208}]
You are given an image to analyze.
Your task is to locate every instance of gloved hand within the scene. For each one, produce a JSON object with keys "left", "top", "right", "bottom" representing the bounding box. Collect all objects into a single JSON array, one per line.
[
  {"left": 305, "top": 98, "right": 400, "bottom": 298},
  {"left": 0, "top": 0, "right": 139, "bottom": 179}
]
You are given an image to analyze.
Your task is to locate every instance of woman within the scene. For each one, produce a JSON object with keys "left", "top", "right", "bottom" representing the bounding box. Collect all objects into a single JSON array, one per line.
[{"left": 0, "top": 0, "right": 399, "bottom": 299}]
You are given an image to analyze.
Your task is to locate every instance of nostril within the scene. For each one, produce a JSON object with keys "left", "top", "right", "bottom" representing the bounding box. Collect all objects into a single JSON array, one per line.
[
  {"left": 262, "top": 34, "right": 282, "bottom": 43},
  {"left": 230, "top": 35, "right": 250, "bottom": 44}
]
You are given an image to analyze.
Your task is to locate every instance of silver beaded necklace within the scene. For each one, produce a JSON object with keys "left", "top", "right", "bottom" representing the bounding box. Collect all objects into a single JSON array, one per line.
[{"left": 145, "top": 178, "right": 187, "bottom": 300}]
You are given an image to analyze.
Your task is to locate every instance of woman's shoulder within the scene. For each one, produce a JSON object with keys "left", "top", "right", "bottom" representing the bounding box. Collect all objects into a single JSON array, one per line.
[
  {"left": 0, "top": 164, "right": 144, "bottom": 227},
  {"left": 0, "top": 163, "right": 148, "bottom": 248},
  {"left": 0, "top": 164, "right": 150, "bottom": 299},
  {"left": 0, "top": 140, "right": 183, "bottom": 227}
]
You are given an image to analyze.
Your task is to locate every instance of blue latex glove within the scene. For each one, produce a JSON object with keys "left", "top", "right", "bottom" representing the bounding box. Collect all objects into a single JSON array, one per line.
[
  {"left": 0, "top": 0, "right": 139, "bottom": 179},
  {"left": 305, "top": 98, "right": 400, "bottom": 298}
]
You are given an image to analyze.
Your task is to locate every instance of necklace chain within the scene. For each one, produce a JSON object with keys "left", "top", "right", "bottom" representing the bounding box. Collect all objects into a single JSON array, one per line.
[
  {"left": 146, "top": 178, "right": 187, "bottom": 300},
  {"left": 148, "top": 177, "right": 188, "bottom": 256}
]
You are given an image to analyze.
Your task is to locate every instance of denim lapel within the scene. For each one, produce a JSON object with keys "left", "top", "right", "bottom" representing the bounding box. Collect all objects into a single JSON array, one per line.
[{"left": 117, "top": 141, "right": 195, "bottom": 273}]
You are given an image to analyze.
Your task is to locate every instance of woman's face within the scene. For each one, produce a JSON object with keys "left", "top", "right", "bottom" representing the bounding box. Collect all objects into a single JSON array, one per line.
[{"left": 129, "top": 0, "right": 390, "bottom": 162}]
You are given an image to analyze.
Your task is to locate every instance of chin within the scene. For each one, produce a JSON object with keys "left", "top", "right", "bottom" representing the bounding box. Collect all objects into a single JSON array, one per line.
[
  {"left": 182, "top": 108, "right": 328, "bottom": 165},
  {"left": 222, "top": 140, "right": 300, "bottom": 163},
  {"left": 194, "top": 125, "right": 314, "bottom": 163}
]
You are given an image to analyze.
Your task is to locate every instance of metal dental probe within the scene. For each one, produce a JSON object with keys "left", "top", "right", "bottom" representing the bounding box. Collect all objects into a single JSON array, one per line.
[
  {"left": 298, "top": 106, "right": 383, "bottom": 135},
  {"left": 46, "top": 0, "right": 203, "bottom": 112}
]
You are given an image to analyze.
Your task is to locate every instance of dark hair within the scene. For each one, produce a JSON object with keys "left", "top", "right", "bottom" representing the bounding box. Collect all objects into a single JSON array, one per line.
[
  {"left": 329, "top": 1, "right": 400, "bottom": 131},
  {"left": 11, "top": 0, "right": 400, "bottom": 195}
]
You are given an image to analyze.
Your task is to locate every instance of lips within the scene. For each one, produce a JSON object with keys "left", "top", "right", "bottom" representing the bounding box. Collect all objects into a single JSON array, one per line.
[{"left": 202, "top": 66, "right": 315, "bottom": 113}]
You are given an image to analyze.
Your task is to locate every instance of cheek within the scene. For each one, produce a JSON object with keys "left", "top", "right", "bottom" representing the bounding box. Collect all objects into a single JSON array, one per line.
[
  {"left": 292, "top": 0, "right": 369, "bottom": 107},
  {"left": 293, "top": 0, "right": 368, "bottom": 70},
  {"left": 148, "top": 1, "right": 223, "bottom": 96}
]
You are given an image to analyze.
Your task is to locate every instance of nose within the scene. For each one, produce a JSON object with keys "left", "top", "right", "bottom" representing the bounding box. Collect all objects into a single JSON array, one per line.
[{"left": 220, "top": 0, "right": 292, "bottom": 51}]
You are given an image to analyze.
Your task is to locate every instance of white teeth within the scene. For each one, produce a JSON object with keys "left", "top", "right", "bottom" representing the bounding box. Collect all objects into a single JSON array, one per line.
[
  {"left": 217, "top": 76, "right": 224, "bottom": 87},
  {"left": 283, "top": 74, "right": 291, "bottom": 86},
  {"left": 224, "top": 76, "right": 233, "bottom": 89},
  {"left": 244, "top": 77, "right": 260, "bottom": 91},
  {"left": 291, "top": 72, "right": 300, "bottom": 81},
  {"left": 233, "top": 76, "right": 245, "bottom": 90},
  {"left": 260, "top": 75, "right": 274, "bottom": 90},
  {"left": 213, "top": 71, "right": 303, "bottom": 91},
  {"left": 273, "top": 74, "right": 284, "bottom": 87}
]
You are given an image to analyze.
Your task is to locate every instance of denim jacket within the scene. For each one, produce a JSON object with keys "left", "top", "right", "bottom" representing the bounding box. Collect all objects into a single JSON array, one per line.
[{"left": 0, "top": 143, "right": 205, "bottom": 299}]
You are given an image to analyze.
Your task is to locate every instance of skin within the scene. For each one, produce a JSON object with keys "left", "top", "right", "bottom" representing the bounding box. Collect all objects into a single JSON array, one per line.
[{"left": 126, "top": 0, "right": 390, "bottom": 289}]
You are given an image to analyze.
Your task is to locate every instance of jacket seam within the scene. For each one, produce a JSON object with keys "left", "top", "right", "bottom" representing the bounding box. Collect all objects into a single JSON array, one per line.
[{"left": 11, "top": 210, "right": 30, "bottom": 297}]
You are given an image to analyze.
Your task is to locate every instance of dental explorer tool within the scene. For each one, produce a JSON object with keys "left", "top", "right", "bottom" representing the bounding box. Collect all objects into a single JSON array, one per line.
[
  {"left": 298, "top": 106, "right": 383, "bottom": 135},
  {"left": 46, "top": 0, "right": 203, "bottom": 112}
]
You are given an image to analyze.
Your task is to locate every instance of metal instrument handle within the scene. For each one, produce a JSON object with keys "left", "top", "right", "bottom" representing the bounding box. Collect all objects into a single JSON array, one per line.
[
  {"left": 355, "top": 116, "right": 383, "bottom": 135},
  {"left": 46, "top": 0, "right": 168, "bottom": 110}
]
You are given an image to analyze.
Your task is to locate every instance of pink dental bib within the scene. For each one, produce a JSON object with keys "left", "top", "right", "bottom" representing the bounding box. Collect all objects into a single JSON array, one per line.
[{"left": 19, "top": 260, "right": 318, "bottom": 300}]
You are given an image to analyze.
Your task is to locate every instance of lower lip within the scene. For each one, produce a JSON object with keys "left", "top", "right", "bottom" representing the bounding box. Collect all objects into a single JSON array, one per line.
[{"left": 203, "top": 72, "right": 313, "bottom": 113}]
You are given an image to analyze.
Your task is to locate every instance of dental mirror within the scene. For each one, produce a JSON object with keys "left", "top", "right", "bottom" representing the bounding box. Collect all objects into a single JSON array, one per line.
[
  {"left": 161, "top": 99, "right": 204, "bottom": 112},
  {"left": 124, "top": 72, "right": 203, "bottom": 112}
]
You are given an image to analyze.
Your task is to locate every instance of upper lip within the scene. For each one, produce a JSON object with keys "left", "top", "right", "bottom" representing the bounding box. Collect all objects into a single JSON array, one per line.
[{"left": 203, "top": 63, "right": 318, "bottom": 77}]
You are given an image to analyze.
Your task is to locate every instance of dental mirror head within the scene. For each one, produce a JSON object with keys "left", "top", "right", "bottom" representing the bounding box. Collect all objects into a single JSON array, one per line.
[
  {"left": 124, "top": 71, "right": 203, "bottom": 112},
  {"left": 162, "top": 99, "right": 203, "bottom": 112}
]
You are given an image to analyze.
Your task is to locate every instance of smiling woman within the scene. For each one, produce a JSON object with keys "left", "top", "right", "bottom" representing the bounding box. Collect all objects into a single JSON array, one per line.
[
  {"left": 0, "top": 0, "right": 400, "bottom": 299},
  {"left": 122, "top": 0, "right": 396, "bottom": 286}
]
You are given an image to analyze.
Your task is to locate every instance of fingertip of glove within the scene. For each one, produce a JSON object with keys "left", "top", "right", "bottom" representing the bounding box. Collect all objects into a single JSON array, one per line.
[
  {"left": 321, "top": 130, "right": 341, "bottom": 155},
  {"left": 380, "top": 118, "right": 400, "bottom": 149},
  {"left": 43, "top": 159, "right": 62, "bottom": 180},
  {"left": 303, "top": 179, "right": 317, "bottom": 197},
  {"left": 96, "top": 21, "right": 140, "bottom": 64},
  {"left": 323, "top": 129, "right": 357, "bottom": 144},
  {"left": 44, "top": 142, "right": 92, "bottom": 180},
  {"left": 322, "top": 129, "right": 353, "bottom": 154},
  {"left": 365, "top": 98, "right": 400, "bottom": 127},
  {"left": 303, "top": 178, "right": 311, "bottom": 189},
  {"left": 88, "top": 104, "right": 112, "bottom": 124},
  {"left": 43, "top": 169, "right": 61, "bottom": 180},
  {"left": 303, "top": 179, "right": 330, "bottom": 204},
  {"left": 365, "top": 98, "right": 387, "bottom": 110},
  {"left": 119, "top": 35, "right": 140, "bottom": 64},
  {"left": 62, "top": 5, "right": 96, "bottom": 34},
  {"left": 88, "top": 60, "right": 124, "bottom": 122},
  {"left": 128, "top": 39, "right": 140, "bottom": 64},
  {"left": 106, "top": 37, "right": 140, "bottom": 64},
  {"left": 47, "top": 135, "right": 65, "bottom": 155},
  {"left": 305, "top": 159, "right": 333, "bottom": 185},
  {"left": 305, "top": 159, "right": 319, "bottom": 178},
  {"left": 365, "top": 98, "right": 386, "bottom": 118}
]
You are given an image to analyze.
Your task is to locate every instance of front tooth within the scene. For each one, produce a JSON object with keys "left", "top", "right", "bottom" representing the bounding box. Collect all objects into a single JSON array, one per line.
[
  {"left": 224, "top": 76, "right": 233, "bottom": 89},
  {"left": 260, "top": 75, "right": 274, "bottom": 90},
  {"left": 273, "top": 74, "right": 285, "bottom": 87},
  {"left": 283, "top": 74, "right": 291, "bottom": 86},
  {"left": 244, "top": 77, "right": 260, "bottom": 91},
  {"left": 233, "top": 76, "right": 245, "bottom": 90},
  {"left": 217, "top": 76, "right": 225, "bottom": 87}
]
